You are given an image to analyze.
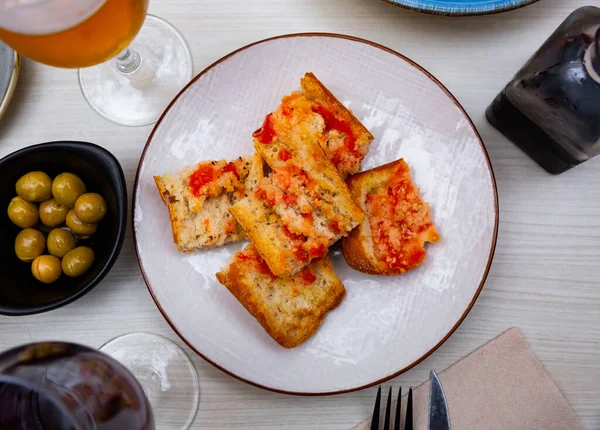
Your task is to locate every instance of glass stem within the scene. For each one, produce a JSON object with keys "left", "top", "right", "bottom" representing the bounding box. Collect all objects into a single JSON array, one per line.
[{"left": 116, "top": 48, "right": 142, "bottom": 74}]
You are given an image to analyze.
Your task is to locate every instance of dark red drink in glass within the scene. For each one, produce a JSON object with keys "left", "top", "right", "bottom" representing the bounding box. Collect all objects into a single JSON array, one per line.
[{"left": 0, "top": 342, "right": 154, "bottom": 429}]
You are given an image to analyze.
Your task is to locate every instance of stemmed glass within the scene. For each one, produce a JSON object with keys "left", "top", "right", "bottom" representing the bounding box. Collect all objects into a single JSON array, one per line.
[
  {"left": 0, "top": 336, "right": 199, "bottom": 430},
  {"left": 0, "top": 341, "right": 154, "bottom": 429},
  {"left": 99, "top": 332, "right": 199, "bottom": 430},
  {"left": 0, "top": 0, "right": 193, "bottom": 126}
]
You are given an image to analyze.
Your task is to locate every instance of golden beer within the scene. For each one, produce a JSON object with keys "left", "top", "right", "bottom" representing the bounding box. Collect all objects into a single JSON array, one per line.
[{"left": 0, "top": 0, "right": 149, "bottom": 68}]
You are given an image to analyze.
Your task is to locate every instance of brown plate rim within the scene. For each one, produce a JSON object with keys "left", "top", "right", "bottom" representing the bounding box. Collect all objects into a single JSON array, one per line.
[
  {"left": 132, "top": 32, "right": 500, "bottom": 396},
  {"left": 379, "top": 0, "right": 539, "bottom": 16},
  {"left": 0, "top": 48, "right": 20, "bottom": 122}
]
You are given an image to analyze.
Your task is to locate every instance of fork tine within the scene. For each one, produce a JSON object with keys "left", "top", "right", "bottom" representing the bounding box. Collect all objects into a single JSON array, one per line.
[
  {"left": 394, "top": 386, "right": 402, "bottom": 430},
  {"left": 404, "top": 387, "right": 413, "bottom": 430},
  {"left": 370, "top": 386, "right": 381, "bottom": 430},
  {"left": 383, "top": 386, "right": 392, "bottom": 430}
]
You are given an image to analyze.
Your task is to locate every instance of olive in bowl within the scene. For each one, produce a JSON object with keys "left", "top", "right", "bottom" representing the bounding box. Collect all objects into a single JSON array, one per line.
[
  {"left": 16, "top": 171, "right": 53, "bottom": 203},
  {"left": 0, "top": 141, "right": 127, "bottom": 316},
  {"left": 7, "top": 197, "right": 39, "bottom": 228},
  {"left": 39, "top": 199, "right": 68, "bottom": 227},
  {"left": 14, "top": 228, "right": 45, "bottom": 263},
  {"left": 74, "top": 193, "right": 107, "bottom": 223},
  {"left": 31, "top": 255, "right": 62, "bottom": 284},
  {"left": 66, "top": 209, "right": 97, "bottom": 236},
  {"left": 47, "top": 229, "right": 76, "bottom": 259},
  {"left": 62, "top": 247, "right": 95, "bottom": 278},
  {"left": 52, "top": 172, "right": 87, "bottom": 208}
]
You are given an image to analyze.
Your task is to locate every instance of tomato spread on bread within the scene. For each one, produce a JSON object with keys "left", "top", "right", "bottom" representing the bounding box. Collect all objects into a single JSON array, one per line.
[
  {"left": 189, "top": 159, "right": 246, "bottom": 202},
  {"left": 367, "top": 161, "right": 439, "bottom": 272}
]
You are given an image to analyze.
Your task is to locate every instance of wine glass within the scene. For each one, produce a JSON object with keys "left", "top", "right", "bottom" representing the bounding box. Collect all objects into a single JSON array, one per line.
[
  {"left": 0, "top": 341, "right": 154, "bottom": 429},
  {"left": 0, "top": 0, "right": 193, "bottom": 126},
  {"left": 0, "top": 336, "right": 199, "bottom": 430},
  {"left": 100, "top": 332, "right": 199, "bottom": 430}
]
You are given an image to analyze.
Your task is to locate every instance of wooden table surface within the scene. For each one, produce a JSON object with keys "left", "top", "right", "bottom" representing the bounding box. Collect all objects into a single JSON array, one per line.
[{"left": 1, "top": 0, "right": 599, "bottom": 428}]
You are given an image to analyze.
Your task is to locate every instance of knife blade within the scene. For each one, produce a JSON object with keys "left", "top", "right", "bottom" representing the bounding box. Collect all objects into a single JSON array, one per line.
[{"left": 429, "top": 370, "right": 451, "bottom": 430}]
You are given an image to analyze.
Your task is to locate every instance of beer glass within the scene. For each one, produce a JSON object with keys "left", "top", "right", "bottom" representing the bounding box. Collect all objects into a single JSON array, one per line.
[{"left": 0, "top": 0, "right": 193, "bottom": 126}]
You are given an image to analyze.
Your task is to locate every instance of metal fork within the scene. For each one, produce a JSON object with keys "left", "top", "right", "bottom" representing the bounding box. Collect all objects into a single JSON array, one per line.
[{"left": 370, "top": 386, "right": 413, "bottom": 430}]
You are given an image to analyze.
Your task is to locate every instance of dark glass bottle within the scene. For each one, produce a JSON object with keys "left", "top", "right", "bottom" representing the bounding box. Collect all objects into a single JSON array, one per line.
[
  {"left": 0, "top": 342, "right": 154, "bottom": 430},
  {"left": 486, "top": 7, "right": 600, "bottom": 174}
]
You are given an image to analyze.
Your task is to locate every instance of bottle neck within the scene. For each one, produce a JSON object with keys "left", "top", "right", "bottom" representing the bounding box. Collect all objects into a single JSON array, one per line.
[
  {"left": 585, "top": 27, "right": 600, "bottom": 83},
  {"left": 592, "top": 28, "right": 600, "bottom": 74}
]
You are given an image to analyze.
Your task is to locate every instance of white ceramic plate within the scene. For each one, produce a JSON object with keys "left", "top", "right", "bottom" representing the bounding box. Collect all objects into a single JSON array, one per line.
[{"left": 133, "top": 34, "right": 498, "bottom": 395}]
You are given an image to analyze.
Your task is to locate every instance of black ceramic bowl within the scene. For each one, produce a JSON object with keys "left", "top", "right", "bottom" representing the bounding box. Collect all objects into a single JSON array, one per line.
[{"left": 0, "top": 142, "right": 127, "bottom": 315}]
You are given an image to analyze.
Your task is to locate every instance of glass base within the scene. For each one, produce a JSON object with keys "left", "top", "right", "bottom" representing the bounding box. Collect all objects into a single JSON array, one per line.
[
  {"left": 100, "top": 332, "right": 199, "bottom": 430},
  {"left": 79, "top": 15, "right": 193, "bottom": 127}
]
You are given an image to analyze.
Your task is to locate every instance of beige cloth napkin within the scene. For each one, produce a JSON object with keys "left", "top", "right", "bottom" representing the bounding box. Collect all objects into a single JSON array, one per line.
[{"left": 351, "top": 327, "right": 583, "bottom": 430}]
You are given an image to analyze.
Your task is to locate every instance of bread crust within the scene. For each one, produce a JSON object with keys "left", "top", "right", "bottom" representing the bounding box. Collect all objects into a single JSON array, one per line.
[
  {"left": 216, "top": 245, "right": 346, "bottom": 348},
  {"left": 154, "top": 175, "right": 184, "bottom": 247},
  {"left": 341, "top": 225, "right": 388, "bottom": 275},
  {"left": 154, "top": 176, "right": 168, "bottom": 205},
  {"left": 342, "top": 159, "right": 440, "bottom": 275}
]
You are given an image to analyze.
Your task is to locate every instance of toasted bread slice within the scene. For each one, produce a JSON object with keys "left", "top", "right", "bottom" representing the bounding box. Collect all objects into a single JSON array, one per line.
[
  {"left": 216, "top": 244, "right": 346, "bottom": 348},
  {"left": 230, "top": 108, "right": 364, "bottom": 276},
  {"left": 341, "top": 159, "right": 440, "bottom": 275},
  {"left": 154, "top": 153, "right": 263, "bottom": 252},
  {"left": 298, "top": 73, "right": 374, "bottom": 178}
]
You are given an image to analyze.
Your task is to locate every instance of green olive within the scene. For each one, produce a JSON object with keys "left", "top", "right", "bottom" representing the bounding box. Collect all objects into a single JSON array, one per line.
[
  {"left": 74, "top": 193, "right": 107, "bottom": 223},
  {"left": 16, "top": 171, "right": 53, "bottom": 202},
  {"left": 61, "top": 246, "right": 95, "bottom": 278},
  {"left": 39, "top": 199, "right": 68, "bottom": 227},
  {"left": 47, "top": 229, "right": 76, "bottom": 258},
  {"left": 52, "top": 173, "right": 86, "bottom": 208},
  {"left": 31, "top": 255, "right": 62, "bottom": 284},
  {"left": 66, "top": 210, "right": 97, "bottom": 236},
  {"left": 7, "top": 197, "right": 39, "bottom": 228},
  {"left": 14, "top": 228, "right": 45, "bottom": 262}
]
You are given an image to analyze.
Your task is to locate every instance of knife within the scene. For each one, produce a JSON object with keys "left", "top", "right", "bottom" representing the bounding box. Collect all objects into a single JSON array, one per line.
[{"left": 429, "top": 370, "right": 451, "bottom": 430}]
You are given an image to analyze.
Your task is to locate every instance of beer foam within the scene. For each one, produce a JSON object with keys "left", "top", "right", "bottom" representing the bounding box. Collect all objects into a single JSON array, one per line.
[{"left": 0, "top": 0, "right": 107, "bottom": 35}]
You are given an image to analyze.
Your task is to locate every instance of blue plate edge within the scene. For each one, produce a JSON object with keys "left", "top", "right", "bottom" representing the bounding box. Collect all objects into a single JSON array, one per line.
[{"left": 382, "top": 0, "right": 540, "bottom": 16}]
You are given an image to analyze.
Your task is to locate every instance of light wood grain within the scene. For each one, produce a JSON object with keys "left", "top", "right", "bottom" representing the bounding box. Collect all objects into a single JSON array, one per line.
[{"left": 1, "top": 0, "right": 599, "bottom": 429}]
